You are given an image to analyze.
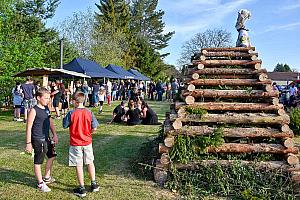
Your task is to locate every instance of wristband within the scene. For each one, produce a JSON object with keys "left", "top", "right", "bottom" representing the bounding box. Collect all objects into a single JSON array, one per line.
[{"left": 26, "top": 142, "right": 31, "bottom": 144}]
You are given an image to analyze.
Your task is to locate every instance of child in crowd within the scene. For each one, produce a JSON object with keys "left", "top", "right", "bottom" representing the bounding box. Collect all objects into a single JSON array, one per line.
[
  {"left": 25, "top": 87, "right": 58, "bottom": 192},
  {"left": 12, "top": 82, "right": 23, "bottom": 121},
  {"left": 63, "top": 92, "right": 99, "bottom": 197},
  {"left": 98, "top": 86, "right": 106, "bottom": 114}
]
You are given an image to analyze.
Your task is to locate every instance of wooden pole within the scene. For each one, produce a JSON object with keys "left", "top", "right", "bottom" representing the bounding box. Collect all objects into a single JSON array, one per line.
[
  {"left": 182, "top": 89, "right": 279, "bottom": 99},
  {"left": 193, "top": 60, "right": 262, "bottom": 67},
  {"left": 170, "top": 113, "right": 290, "bottom": 125},
  {"left": 201, "top": 47, "right": 255, "bottom": 52},
  {"left": 187, "top": 79, "right": 272, "bottom": 86}
]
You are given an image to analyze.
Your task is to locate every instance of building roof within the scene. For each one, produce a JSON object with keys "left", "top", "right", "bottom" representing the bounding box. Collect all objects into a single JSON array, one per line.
[{"left": 267, "top": 72, "right": 299, "bottom": 81}]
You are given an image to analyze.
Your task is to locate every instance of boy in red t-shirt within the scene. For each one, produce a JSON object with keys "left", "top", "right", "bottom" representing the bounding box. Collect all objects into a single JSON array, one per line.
[{"left": 63, "top": 92, "right": 99, "bottom": 197}]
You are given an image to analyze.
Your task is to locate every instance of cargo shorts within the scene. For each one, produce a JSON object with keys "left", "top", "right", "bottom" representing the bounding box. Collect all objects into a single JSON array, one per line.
[{"left": 69, "top": 143, "right": 94, "bottom": 167}]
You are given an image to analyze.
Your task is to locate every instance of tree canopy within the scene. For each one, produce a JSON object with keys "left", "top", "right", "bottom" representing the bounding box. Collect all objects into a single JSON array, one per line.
[{"left": 273, "top": 63, "right": 292, "bottom": 72}]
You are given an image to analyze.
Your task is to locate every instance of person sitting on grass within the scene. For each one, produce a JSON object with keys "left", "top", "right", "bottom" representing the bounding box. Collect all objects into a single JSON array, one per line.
[
  {"left": 107, "top": 100, "right": 126, "bottom": 124},
  {"left": 140, "top": 101, "right": 160, "bottom": 125},
  {"left": 25, "top": 87, "right": 58, "bottom": 192},
  {"left": 124, "top": 100, "right": 141, "bottom": 126},
  {"left": 63, "top": 92, "right": 100, "bottom": 197}
]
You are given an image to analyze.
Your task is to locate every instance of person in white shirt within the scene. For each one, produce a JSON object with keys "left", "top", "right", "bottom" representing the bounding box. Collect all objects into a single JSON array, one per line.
[{"left": 106, "top": 79, "right": 112, "bottom": 106}]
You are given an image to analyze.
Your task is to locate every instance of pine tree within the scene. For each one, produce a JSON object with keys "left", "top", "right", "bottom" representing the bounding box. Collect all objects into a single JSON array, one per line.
[
  {"left": 131, "top": 0, "right": 174, "bottom": 50},
  {"left": 95, "top": 0, "right": 131, "bottom": 33}
]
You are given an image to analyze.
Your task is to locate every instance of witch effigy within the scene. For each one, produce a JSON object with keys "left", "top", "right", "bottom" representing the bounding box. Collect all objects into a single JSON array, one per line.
[{"left": 235, "top": 9, "right": 251, "bottom": 47}]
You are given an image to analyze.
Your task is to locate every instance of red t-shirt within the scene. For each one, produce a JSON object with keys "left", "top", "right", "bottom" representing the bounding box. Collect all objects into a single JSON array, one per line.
[{"left": 63, "top": 108, "right": 99, "bottom": 146}]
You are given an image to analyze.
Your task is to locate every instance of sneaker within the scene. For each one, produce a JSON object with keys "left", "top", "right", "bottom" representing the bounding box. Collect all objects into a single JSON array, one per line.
[
  {"left": 37, "top": 181, "right": 51, "bottom": 192},
  {"left": 43, "top": 176, "right": 56, "bottom": 184},
  {"left": 91, "top": 181, "right": 99, "bottom": 192},
  {"left": 73, "top": 186, "right": 87, "bottom": 197},
  {"left": 13, "top": 117, "right": 17, "bottom": 121},
  {"left": 16, "top": 118, "right": 23, "bottom": 122}
]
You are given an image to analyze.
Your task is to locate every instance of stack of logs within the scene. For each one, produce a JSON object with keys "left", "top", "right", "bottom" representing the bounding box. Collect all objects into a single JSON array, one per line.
[{"left": 154, "top": 47, "right": 300, "bottom": 186}]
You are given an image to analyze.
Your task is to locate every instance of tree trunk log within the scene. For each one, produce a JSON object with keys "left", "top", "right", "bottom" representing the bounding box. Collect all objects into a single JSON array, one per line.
[
  {"left": 201, "top": 47, "right": 255, "bottom": 52},
  {"left": 285, "top": 153, "right": 299, "bottom": 165},
  {"left": 159, "top": 143, "right": 171, "bottom": 154},
  {"left": 187, "top": 79, "right": 272, "bottom": 86},
  {"left": 201, "top": 51, "right": 258, "bottom": 58},
  {"left": 170, "top": 113, "right": 290, "bottom": 125},
  {"left": 166, "top": 125, "right": 294, "bottom": 138},
  {"left": 182, "top": 89, "right": 279, "bottom": 99},
  {"left": 160, "top": 153, "right": 171, "bottom": 165},
  {"left": 200, "top": 55, "right": 258, "bottom": 61},
  {"left": 164, "top": 136, "right": 175, "bottom": 148},
  {"left": 174, "top": 160, "right": 300, "bottom": 171},
  {"left": 185, "top": 95, "right": 195, "bottom": 104},
  {"left": 154, "top": 159, "right": 168, "bottom": 186},
  {"left": 193, "top": 60, "right": 262, "bottom": 67},
  {"left": 283, "top": 138, "right": 295, "bottom": 148},
  {"left": 175, "top": 102, "right": 284, "bottom": 112},
  {"left": 188, "top": 68, "right": 267, "bottom": 76},
  {"left": 207, "top": 143, "right": 298, "bottom": 154},
  {"left": 172, "top": 119, "right": 183, "bottom": 130}
]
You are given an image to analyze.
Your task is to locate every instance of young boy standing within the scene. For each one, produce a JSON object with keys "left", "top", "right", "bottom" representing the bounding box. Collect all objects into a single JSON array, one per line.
[
  {"left": 63, "top": 92, "right": 99, "bottom": 197},
  {"left": 25, "top": 87, "right": 58, "bottom": 192}
]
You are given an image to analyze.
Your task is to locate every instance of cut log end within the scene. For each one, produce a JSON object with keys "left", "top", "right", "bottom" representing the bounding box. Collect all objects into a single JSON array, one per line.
[
  {"left": 251, "top": 55, "right": 258, "bottom": 60},
  {"left": 278, "top": 109, "right": 286, "bottom": 116},
  {"left": 272, "top": 98, "right": 280, "bottom": 106},
  {"left": 282, "top": 124, "right": 292, "bottom": 132},
  {"left": 259, "top": 73, "right": 268, "bottom": 81},
  {"left": 185, "top": 96, "right": 195, "bottom": 105},
  {"left": 284, "top": 138, "right": 295, "bottom": 148},
  {"left": 265, "top": 84, "right": 273, "bottom": 92},
  {"left": 172, "top": 119, "right": 182, "bottom": 130},
  {"left": 197, "top": 63, "right": 204, "bottom": 69},
  {"left": 159, "top": 143, "right": 171, "bottom": 154},
  {"left": 187, "top": 84, "right": 196, "bottom": 92},
  {"left": 192, "top": 73, "right": 200, "bottom": 80},
  {"left": 254, "top": 63, "right": 261, "bottom": 70},
  {"left": 160, "top": 153, "right": 171, "bottom": 165},
  {"left": 286, "top": 154, "right": 300, "bottom": 165},
  {"left": 164, "top": 136, "right": 175, "bottom": 148},
  {"left": 200, "top": 55, "right": 206, "bottom": 61}
]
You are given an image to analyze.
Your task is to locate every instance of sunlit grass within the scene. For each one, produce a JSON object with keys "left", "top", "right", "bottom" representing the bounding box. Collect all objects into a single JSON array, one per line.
[{"left": 0, "top": 100, "right": 177, "bottom": 199}]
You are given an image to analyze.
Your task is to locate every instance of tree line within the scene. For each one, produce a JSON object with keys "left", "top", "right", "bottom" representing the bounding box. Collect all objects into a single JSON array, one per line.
[{"left": 0, "top": 0, "right": 176, "bottom": 101}]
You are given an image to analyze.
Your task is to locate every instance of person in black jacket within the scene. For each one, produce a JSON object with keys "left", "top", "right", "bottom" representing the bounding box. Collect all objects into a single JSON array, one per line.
[
  {"left": 107, "top": 100, "right": 126, "bottom": 124},
  {"left": 140, "top": 101, "right": 159, "bottom": 125},
  {"left": 125, "top": 100, "right": 141, "bottom": 125}
]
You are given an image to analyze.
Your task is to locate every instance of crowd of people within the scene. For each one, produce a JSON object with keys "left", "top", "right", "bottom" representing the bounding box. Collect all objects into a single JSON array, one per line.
[
  {"left": 273, "top": 82, "right": 300, "bottom": 108},
  {"left": 11, "top": 76, "right": 182, "bottom": 123}
]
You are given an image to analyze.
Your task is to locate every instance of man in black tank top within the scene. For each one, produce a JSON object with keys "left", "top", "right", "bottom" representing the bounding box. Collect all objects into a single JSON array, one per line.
[{"left": 25, "top": 87, "right": 58, "bottom": 192}]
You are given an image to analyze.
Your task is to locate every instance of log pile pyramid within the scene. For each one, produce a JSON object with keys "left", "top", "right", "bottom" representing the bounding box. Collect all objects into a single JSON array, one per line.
[{"left": 155, "top": 47, "right": 300, "bottom": 185}]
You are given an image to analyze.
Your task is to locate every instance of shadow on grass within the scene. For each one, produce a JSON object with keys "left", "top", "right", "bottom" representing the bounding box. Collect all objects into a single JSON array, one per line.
[{"left": 0, "top": 168, "right": 36, "bottom": 188}]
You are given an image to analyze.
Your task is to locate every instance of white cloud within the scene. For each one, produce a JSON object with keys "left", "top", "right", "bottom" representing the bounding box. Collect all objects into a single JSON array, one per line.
[
  {"left": 274, "top": 0, "right": 300, "bottom": 13},
  {"left": 261, "top": 22, "right": 300, "bottom": 33}
]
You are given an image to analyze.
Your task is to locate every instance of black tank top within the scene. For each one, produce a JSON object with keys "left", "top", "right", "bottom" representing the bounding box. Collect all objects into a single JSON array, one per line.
[{"left": 31, "top": 105, "right": 50, "bottom": 140}]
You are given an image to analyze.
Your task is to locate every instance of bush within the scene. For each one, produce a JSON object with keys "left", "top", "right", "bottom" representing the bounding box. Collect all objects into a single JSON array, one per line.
[
  {"left": 166, "top": 162, "right": 296, "bottom": 200},
  {"left": 290, "top": 108, "right": 300, "bottom": 135}
]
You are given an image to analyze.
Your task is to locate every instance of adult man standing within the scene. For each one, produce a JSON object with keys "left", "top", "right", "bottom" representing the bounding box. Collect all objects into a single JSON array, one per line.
[
  {"left": 171, "top": 78, "right": 179, "bottom": 101},
  {"left": 106, "top": 79, "right": 112, "bottom": 106},
  {"left": 21, "top": 76, "right": 36, "bottom": 123}
]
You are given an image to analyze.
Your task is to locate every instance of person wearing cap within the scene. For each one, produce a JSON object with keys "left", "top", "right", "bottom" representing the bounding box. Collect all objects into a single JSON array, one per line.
[{"left": 107, "top": 100, "right": 127, "bottom": 124}]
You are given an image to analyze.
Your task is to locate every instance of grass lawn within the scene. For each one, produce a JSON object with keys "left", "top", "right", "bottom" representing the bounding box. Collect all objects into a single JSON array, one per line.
[{"left": 0, "top": 100, "right": 178, "bottom": 200}]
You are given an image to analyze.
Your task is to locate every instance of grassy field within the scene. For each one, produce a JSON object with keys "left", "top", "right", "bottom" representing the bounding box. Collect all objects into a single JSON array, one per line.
[{"left": 0, "top": 100, "right": 178, "bottom": 200}]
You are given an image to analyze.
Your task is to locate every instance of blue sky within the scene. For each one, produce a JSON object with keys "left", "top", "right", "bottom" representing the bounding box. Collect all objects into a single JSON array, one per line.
[{"left": 46, "top": 0, "right": 300, "bottom": 72}]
